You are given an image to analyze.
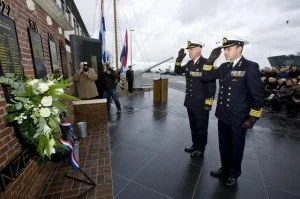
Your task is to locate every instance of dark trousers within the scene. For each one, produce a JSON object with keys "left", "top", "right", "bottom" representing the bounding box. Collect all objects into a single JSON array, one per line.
[
  {"left": 187, "top": 108, "right": 209, "bottom": 151},
  {"left": 103, "top": 89, "right": 121, "bottom": 110},
  {"left": 218, "top": 120, "right": 247, "bottom": 178},
  {"left": 128, "top": 81, "right": 133, "bottom": 93},
  {"left": 286, "top": 102, "right": 299, "bottom": 116}
]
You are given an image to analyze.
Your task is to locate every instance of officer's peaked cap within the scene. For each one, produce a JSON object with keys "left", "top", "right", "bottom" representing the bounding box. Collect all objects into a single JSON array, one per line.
[
  {"left": 220, "top": 35, "right": 249, "bottom": 48},
  {"left": 186, "top": 40, "right": 205, "bottom": 49}
]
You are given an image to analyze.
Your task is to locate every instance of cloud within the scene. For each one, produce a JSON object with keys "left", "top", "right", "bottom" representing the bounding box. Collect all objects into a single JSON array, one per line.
[{"left": 74, "top": 0, "right": 300, "bottom": 69}]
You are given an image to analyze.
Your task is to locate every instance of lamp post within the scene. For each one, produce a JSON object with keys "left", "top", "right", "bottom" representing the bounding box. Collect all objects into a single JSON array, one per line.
[{"left": 130, "top": 29, "right": 134, "bottom": 67}]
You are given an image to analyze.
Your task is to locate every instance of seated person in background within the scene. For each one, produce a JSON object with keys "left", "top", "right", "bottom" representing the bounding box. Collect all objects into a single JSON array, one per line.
[
  {"left": 276, "top": 67, "right": 289, "bottom": 79},
  {"left": 289, "top": 66, "right": 299, "bottom": 78},
  {"left": 290, "top": 85, "right": 300, "bottom": 118},
  {"left": 270, "top": 79, "right": 294, "bottom": 113},
  {"left": 73, "top": 62, "right": 98, "bottom": 100},
  {"left": 277, "top": 78, "right": 286, "bottom": 89},
  {"left": 265, "top": 77, "right": 278, "bottom": 100},
  {"left": 292, "top": 78, "right": 298, "bottom": 86}
]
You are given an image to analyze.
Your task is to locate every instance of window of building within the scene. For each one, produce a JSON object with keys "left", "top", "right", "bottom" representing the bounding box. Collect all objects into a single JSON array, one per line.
[
  {"left": 66, "top": 7, "right": 71, "bottom": 22},
  {"left": 61, "top": 0, "right": 66, "bottom": 14},
  {"left": 73, "top": 18, "right": 77, "bottom": 34}
]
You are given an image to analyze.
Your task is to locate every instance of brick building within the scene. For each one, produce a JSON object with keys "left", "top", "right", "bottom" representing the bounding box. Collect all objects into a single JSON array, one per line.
[{"left": 0, "top": 0, "right": 89, "bottom": 198}]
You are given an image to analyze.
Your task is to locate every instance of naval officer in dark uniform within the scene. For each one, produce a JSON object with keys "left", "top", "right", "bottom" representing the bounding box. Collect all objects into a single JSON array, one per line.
[
  {"left": 174, "top": 40, "right": 218, "bottom": 158},
  {"left": 202, "top": 36, "right": 265, "bottom": 188}
]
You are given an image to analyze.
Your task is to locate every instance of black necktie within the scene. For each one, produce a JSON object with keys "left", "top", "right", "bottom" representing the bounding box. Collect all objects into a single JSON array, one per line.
[{"left": 228, "top": 62, "right": 234, "bottom": 70}]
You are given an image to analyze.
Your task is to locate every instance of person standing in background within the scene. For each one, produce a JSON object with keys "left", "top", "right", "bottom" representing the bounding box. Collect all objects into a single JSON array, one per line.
[
  {"left": 126, "top": 65, "right": 134, "bottom": 93},
  {"left": 103, "top": 63, "right": 122, "bottom": 114}
]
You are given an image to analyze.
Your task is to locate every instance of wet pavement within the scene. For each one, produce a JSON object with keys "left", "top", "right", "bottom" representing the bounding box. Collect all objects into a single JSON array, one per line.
[{"left": 109, "top": 87, "right": 300, "bottom": 199}]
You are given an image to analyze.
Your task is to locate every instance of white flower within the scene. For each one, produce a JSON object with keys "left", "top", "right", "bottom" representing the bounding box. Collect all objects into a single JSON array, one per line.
[
  {"left": 14, "top": 116, "right": 23, "bottom": 124},
  {"left": 14, "top": 113, "right": 27, "bottom": 124},
  {"left": 52, "top": 107, "right": 59, "bottom": 115},
  {"left": 20, "top": 113, "right": 27, "bottom": 119},
  {"left": 40, "top": 108, "right": 51, "bottom": 117},
  {"left": 37, "top": 83, "right": 49, "bottom": 93},
  {"left": 27, "top": 79, "right": 38, "bottom": 86},
  {"left": 24, "top": 104, "right": 31, "bottom": 110},
  {"left": 41, "top": 96, "right": 53, "bottom": 107},
  {"left": 55, "top": 88, "right": 64, "bottom": 95},
  {"left": 46, "top": 80, "right": 54, "bottom": 86}
]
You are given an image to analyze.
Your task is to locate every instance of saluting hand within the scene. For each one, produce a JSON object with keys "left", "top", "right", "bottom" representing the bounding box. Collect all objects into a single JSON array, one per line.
[
  {"left": 207, "top": 47, "right": 222, "bottom": 65},
  {"left": 177, "top": 48, "right": 186, "bottom": 62}
]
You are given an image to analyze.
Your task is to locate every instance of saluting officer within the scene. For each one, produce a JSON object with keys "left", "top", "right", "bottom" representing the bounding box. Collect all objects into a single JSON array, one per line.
[
  {"left": 202, "top": 36, "right": 265, "bottom": 188},
  {"left": 174, "top": 40, "right": 218, "bottom": 158}
]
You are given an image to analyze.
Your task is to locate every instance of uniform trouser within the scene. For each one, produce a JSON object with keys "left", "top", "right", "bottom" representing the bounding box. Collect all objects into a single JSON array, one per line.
[
  {"left": 218, "top": 120, "right": 247, "bottom": 178},
  {"left": 187, "top": 108, "right": 209, "bottom": 151},
  {"left": 128, "top": 81, "right": 133, "bottom": 93}
]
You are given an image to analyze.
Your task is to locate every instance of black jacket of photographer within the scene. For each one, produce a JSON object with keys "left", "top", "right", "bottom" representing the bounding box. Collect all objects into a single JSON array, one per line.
[{"left": 103, "top": 68, "right": 118, "bottom": 90}]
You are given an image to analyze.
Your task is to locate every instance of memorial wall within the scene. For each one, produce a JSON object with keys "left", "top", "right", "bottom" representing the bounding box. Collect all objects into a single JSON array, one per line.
[{"left": 0, "top": 0, "right": 70, "bottom": 198}]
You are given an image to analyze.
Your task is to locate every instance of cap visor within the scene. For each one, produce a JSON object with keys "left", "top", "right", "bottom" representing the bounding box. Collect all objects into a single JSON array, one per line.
[{"left": 220, "top": 43, "right": 236, "bottom": 48}]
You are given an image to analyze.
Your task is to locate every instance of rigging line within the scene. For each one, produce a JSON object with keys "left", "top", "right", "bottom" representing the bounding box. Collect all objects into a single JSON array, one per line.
[
  {"left": 92, "top": 0, "right": 99, "bottom": 36},
  {"left": 117, "top": 0, "right": 133, "bottom": 32},
  {"left": 118, "top": 0, "right": 148, "bottom": 68},
  {"left": 119, "top": 0, "right": 130, "bottom": 30},
  {"left": 132, "top": 33, "right": 149, "bottom": 68},
  {"left": 117, "top": 1, "right": 131, "bottom": 44},
  {"left": 129, "top": 0, "right": 150, "bottom": 67}
]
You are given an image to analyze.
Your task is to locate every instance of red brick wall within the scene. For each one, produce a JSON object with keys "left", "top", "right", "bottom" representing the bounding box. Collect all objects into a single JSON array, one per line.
[
  {"left": 0, "top": 0, "right": 74, "bottom": 198},
  {"left": 73, "top": 100, "right": 108, "bottom": 125}
]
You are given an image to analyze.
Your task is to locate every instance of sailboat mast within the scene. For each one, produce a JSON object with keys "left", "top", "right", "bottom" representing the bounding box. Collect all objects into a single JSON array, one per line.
[{"left": 113, "top": 0, "right": 119, "bottom": 72}]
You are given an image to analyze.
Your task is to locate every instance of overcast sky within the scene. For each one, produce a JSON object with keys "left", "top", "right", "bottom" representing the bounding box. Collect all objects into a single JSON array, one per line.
[{"left": 74, "top": 0, "right": 300, "bottom": 69}]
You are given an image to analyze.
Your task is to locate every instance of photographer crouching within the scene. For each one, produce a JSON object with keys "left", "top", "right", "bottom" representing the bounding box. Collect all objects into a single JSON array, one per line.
[{"left": 73, "top": 62, "right": 99, "bottom": 100}]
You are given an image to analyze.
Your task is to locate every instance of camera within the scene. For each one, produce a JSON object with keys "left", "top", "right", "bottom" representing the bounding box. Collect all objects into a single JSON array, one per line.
[{"left": 83, "top": 62, "right": 89, "bottom": 72}]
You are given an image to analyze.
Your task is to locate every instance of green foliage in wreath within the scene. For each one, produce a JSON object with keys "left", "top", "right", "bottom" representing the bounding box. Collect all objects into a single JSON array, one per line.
[{"left": 0, "top": 73, "right": 79, "bottom": 160}]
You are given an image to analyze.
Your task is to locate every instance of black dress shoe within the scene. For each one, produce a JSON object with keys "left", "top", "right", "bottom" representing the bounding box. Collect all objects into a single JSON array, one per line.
[
  {"left": 224, "top": 177, "right": 237, "bottom": 188},
  {"left": 184, "top": 145, "right": 196, "bottom": 153},
  {"left": 190, "top": 149, "right": 204, "bottom": 158},
  {"left": 210, "top": 168, "right": 227, "bottom": 178}
]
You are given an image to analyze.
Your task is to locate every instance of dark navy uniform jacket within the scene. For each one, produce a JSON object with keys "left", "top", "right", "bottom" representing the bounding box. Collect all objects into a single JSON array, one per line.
[
  {"left": 175, "top": 56, "right": 216, "bottom": 110},
  {"left": 202, "top": 56, "right": 265, "bottom": 124}
]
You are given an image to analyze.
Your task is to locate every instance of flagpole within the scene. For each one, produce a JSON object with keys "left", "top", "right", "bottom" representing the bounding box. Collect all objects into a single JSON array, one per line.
[
  {"left": 113, "top": 0, "right": 119, "bottom": 72},
  {"left": 130, "top": 29, "right": 134, "bottom": 67}
]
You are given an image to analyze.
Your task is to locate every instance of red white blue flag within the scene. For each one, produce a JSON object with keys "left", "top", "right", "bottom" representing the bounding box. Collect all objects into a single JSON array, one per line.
[
  {"left": 99, "top": 0, "right": 106, "bottom": 63},
  {"left": 60, "top": 122, "right": 79, "bottom": 170},
  {"left": 120, "top": 29, "right": 128, "bottom": 72}
]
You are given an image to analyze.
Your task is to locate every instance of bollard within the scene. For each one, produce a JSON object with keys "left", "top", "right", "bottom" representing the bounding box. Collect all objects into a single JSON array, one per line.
[{"left": 77, "top": 121, "right": 87, "bottom": 138}]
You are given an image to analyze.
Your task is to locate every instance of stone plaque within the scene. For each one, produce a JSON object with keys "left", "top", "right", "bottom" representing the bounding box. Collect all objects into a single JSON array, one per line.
[
  {"left": 49, "top": 39, "right": 59, "bottom": 76},
  {"left": 0, "top": 14, "right": 23, "bottom": 75},
  {"left": 59, "top": 43, "right": 68, "bottom": 78},
  {"left": 28, "top": 29, "right": 47, "bottom": 78}
]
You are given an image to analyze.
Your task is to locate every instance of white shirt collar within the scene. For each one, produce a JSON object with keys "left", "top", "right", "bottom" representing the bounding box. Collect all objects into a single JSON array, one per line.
[
  {"left": 232, "top": 56, "right": 242, "bottom": 66},
  {"left": 193, "top": 56, "right": 201, "bottom": 64}
]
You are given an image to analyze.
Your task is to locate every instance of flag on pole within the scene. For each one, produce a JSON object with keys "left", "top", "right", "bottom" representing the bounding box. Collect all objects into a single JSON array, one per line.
[
  {"left": 99, "top": 0, "right": 106, "bottom": 63},
  {"left": 120, "top": 30, "right": 128, "bottom": 72}
]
